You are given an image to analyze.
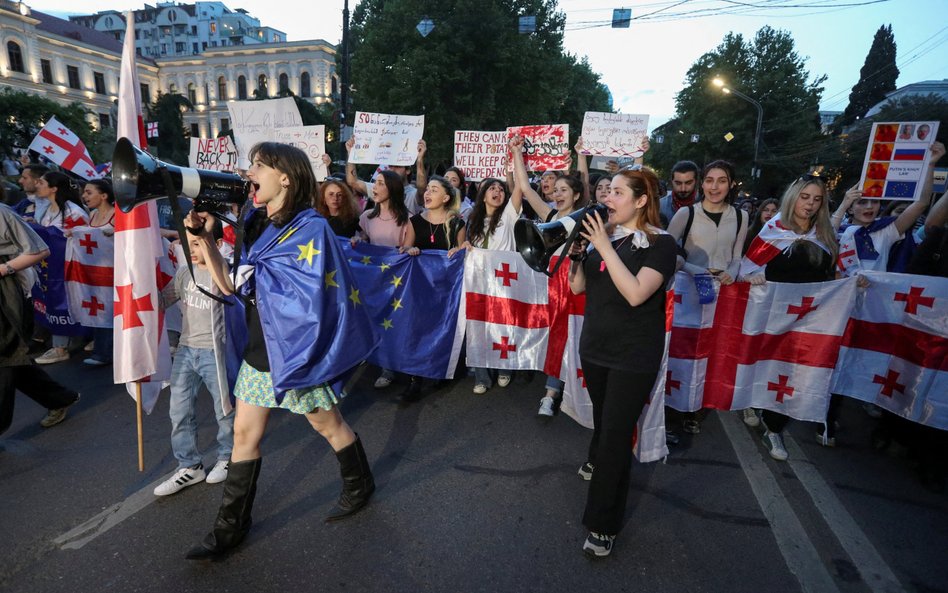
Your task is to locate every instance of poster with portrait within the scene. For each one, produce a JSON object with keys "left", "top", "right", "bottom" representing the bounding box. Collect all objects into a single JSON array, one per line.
[
  {"left": 348, "top": 112, "right": 425, "bottom": 166},
  {"left": 506, "top": 124, "right": 570, "bottom": 172},
  {"left": 858, "top": 121, "right": 939, "bottom": 201}
]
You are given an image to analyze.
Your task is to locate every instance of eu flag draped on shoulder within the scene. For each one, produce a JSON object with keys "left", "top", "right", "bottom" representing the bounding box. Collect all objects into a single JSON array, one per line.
[{"left": 225, "top": 208, "right": 378, "bottom": 401}]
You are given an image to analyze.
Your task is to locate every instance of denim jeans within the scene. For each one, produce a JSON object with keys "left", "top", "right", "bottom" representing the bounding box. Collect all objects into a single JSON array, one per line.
[
  {"left": 92, "top": 326, "right": 112, "bottom": 362},
  {"left": 545, "top": 375, "right": 564, "bottom": 395},
  {"left": 169, "top": 345, "right": 234, "bottom": 468}
]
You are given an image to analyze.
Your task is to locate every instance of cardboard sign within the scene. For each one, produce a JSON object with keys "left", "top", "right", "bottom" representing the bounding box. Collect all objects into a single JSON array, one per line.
[
  {"left": 226, "top": 97, "right": 304, "bottom": 168},
  {"left": 270, "top": 125, "right": 328, "bottom": 180},
  {"left": 859, "top": 121, "right": 939, "bottom": 201},
  {"left": 349, "top": 111, "right": 425, "bottom": 166},
  {"left": 189, "top": 137, "right": 239, "bottom": 172},
  {"left": 506, "top": 124, "right": 570, "bottom": 172},
  {"left": 453, "top": 130, "right": 508, "bottom": 181},
  {"left": 580, "top": 112, "right": 649, "bottom": 158}
]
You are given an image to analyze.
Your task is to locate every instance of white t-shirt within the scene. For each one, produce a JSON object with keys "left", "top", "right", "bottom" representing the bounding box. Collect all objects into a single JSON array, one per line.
[
  {"left": 838, "top": 221, "right": 903, "bottom": 274},
  {"left": 475, "top": 199, "right": 521, "bottom": 252}
]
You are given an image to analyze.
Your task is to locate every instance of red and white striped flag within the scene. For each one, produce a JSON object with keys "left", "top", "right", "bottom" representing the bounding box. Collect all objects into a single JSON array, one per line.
[
  {"left": 64, "top": 227, "right": 114, "bottom": 327},
  {"left": 831, "top": 272, "right": 948, "bottom": 429},
  {"left": 28, "top": 116, "right": 102, "bottom": 180},
  {"left": 113, "top": 11, "right": 170, "bottom": 414}
]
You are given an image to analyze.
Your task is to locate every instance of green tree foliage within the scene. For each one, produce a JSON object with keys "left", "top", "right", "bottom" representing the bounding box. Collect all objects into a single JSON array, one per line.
[
  {"left": 0, "top": 88, "right": 101, "bottom": 160},
  {"left": 346, "top": 0, "right": 611, "bottom": 169},
  {"left": 646, "top": 27, "right": 825, "bottom": 197},
  {"left": 836, "top": 24, "right": 898, "bottom": 130},
  {"left": 147, "top": 91, "right": 193, "bottom": 166}
]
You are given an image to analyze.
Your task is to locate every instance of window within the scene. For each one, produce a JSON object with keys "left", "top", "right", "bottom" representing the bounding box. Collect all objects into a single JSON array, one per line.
[
  {"left": 140, "top": 83, "right": 150, "bottom": 102},
  {"left": 217, "top": 76, "right": 227, "bottom": 100},
  {"left": 331, "top": 77, "right": 337, "bottom": 96},
  {"left": 220, "top": 118, "right": 229, "bottom": 132},
  {"left": 67, "top": 65, "right": 81, "bottom": 89},
  {"left": 40, "top": 59, "right": 53, "bottom": 84},
  {"left": 98, "top": 113, "right": 111, "bottom": 130},
  {"left": 210, "top": 22, "right": 217, "bottom": 34},
  {"left": 175, "top": 42, "right": 185, "bottom": 53},
  {"left": 202, "top": 42, "right": 208, "bottom": 50},
  {"left": 300, "top": 72, "right": 310, "bottom": 98},
  {"left": 237, "top": 75, "right": 246, "bottom": 100},
  {"left": 187, "top": 83, "right": 196, "bottom": 104},
  {"left": 7, "top": 41, "right": 24, "bottom": 73},
  {"left": 279, "top": 73, "right": 288, "bottom": 93},
  {"left": 190, "top": 123, "right": 200, "bottom": 138},
  {"left": 192, "top": 42, "right": 198, "bottom": 54},
  {"left": 136, "top": 48, "right": 142, "bottom": 57},
  {"left": 169, "top": 82, "right": 177, "bottom": 94},
  {"left": 257, "top": 74, "right": 268, "bottom": 94},
  {"left": 191, "top": 25, "right": 197, "bottom": 35},
  {"left": 94, "top": 72, "right": 106, "bottom": 94}
]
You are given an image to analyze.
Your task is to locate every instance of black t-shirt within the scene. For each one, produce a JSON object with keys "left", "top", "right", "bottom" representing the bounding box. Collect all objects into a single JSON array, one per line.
[
  {"left": 410, "top": 214, "right": 463, "bottom": 250},
  {"left": 240, "top": 210, "right": 271, "bottom": 371},
  {"left": 579, "top": 233, "right": 677, "bottom": 372},
  {"left": 764, "top": 240, "right": 835, "bottom": 283},
  {"left": 328, "top": 215, "right": 360, "bottom": 239}
]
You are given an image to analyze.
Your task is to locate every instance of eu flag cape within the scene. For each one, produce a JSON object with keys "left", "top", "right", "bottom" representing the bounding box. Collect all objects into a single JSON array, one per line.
[{"left": 224, "top": 209, "right": 378, "bottom": 401}]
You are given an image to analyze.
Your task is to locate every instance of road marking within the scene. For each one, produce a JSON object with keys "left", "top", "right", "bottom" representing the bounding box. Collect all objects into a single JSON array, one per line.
[
  {"left": 718, "top": 412, "right": 841, "bottom": 593},
  {"left": 784, "top": 434, "right": 906, "bottom": 593}
]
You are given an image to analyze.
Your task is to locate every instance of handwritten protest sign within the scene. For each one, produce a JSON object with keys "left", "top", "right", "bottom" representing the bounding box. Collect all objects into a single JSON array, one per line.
[
  {"left": 859, "top": 121, "right": 939, "bottom": 201},
  {"left": 349, "top": 112, "right": 425, "bottom": 166},
  {"left": 580, "top": 112, "right": 649, "bottom": 158},
  {"left": 453, "top": 131, "right": 507, "bottom": 181},
  {"left": 506, "top": 124, "right": 570, "bottom": 171},
  {"left": 270, "top": 125, "right": 328, "bottom": 180},
  {"left": 226, "top": 97, "right": 303, "bottom": 168},
  {"left": 189, "top": 137, "right": 239, "bottom": 172}
]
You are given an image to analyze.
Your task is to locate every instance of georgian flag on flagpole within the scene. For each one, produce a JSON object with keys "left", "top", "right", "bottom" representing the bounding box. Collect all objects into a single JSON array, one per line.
[
  {"left": 831, "top": 272, "right": 948, "bottom": 429},
  {"left": 28, "top": 116, "right": 103, "bottom": 181},
  {"left": 146, "top": 121, "right": 159, "bottom": 139},
  {"left": 113, "top": 11, "right": 170, "bottom": 414},
  {"left": 64, "top": 227, "right": 114, "bottom": 328}
]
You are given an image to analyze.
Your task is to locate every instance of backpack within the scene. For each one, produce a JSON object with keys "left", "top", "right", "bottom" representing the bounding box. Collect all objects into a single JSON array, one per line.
[{"left": 678, "top": 204, "right": 743, "bottom": 260}]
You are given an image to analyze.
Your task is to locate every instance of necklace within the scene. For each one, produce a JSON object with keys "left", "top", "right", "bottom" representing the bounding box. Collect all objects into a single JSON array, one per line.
[
  {"left": 599, "top": 233, "right": 635, "bottom": 272},
  {"left": 426, "top": 212, "right": 446, "bottom": 244}
]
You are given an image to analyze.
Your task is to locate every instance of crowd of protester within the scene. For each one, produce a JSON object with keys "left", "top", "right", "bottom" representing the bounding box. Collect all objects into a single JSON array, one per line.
[{"left": 1, "top": 135, "right": 945, "bottom": 559}]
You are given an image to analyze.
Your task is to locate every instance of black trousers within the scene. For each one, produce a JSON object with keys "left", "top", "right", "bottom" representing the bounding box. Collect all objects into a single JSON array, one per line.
[
  {"left": 581, "top": 358, "right": 656, "bottom": 536},
  {"left": 0, "top": 365, "right": 79, "bottom": 435}
]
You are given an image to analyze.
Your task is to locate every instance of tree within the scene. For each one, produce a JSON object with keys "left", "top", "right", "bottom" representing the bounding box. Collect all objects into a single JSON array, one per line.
[
  {"left": 0, "top": 88, "right": 99, "bottom": 160},
  {"left": 147, "top": 92, "right": 193, "bottom": 166},
  {"left": 836, "top": 24, "right": 898, "bottom": 131},
  {"left": 346, "top": 0, "right": 611, "bottom": 169},
  {"left": 646, "top": 27, "right": 825, "bottom": 197}
]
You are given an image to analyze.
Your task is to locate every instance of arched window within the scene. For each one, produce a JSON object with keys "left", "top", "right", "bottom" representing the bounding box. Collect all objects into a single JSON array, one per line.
[
  {"left": 278, "top": 72, "right": 288, "bottom": 94},
  {"left": 331, "top": 77, "right": 337, "bottom": 96},
  {"left": 169, "top": 82, "right": 177, "bottom": 94},
  {"left": 187, "top": 82, "right": 196, "bottom": 104},
  {"left": 300, "top": 72, "right": 310, "bottom": 98},
  {"left": 257, "top": 74, "right": 268, "bottom": 94},
  {"left": 237, "top": 75, "right": 246, "bottom": 100},
  {"left": 217, "top": 76, "right": 227, "bottom": 100},
  {"left": 7, "top": 41, "right": 24, "bottom": 73}
]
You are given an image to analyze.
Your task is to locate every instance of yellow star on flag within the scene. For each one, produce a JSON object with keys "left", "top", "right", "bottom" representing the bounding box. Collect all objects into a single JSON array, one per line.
[
  {"left": 278, "top": 226, "right": 299, "bottom": 244},
  {"left": 391, "top": 298, "right": 403, "bottom": 312},
  {"left": 379, "top": 263, "right": 391, "bottom": 272},
  {"left": 390, "top": 275, "right": 403, "bottom": 288},
  {"left": 296, "top": 240, "right": 321, "bottom": 266},
  {"left": 381, "top": 318, "right": 394, "bottom": 330},
  {"left": 361, "top": 255, "right": 372, "bottom": 265},
  {"left": 348, "top": 287, "right": 361, "bottom": 306},
  {"left": 324, "top": 269, "right": 339, "bottom": 288},
  {"left": 40, "top": 260, "right": 48, "bottom": 268}
]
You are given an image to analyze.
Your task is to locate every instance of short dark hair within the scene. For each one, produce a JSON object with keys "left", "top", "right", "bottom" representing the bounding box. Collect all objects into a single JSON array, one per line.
[
  {"left": 23, "top": 164, "right": 50, "bottom": 178},
  {"left": 84, "top": 179, "right": 115, "bottom": 205},
  {"left": 671, "top": 160, "right": 699, "bottom": 177}
]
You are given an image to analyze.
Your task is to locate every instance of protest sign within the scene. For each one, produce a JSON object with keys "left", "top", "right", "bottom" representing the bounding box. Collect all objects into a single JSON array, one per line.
[
  {"left": 580, "top": 112, "right": 649, "bottom": 158},
  {"left": 589, "top": 156, "right": 634, "bottom": 171},
  {"left": 189, "top": 137, "right": 239, "bottom": 172},
  {"left": 270, "top": 125, "right": 328, "bottom": 180},
  {"left": 226, "top": 97, "right": 304, "bottom": 168},
  {"left": 506, "top": 124, "right": 570, "bottom": 171},
  {"left": 453, "top": 130, "right": 508, "bottom": 181},
  {"left": 859, "top": 121, "right": 940, "bottom": 201},
  {"left": 349, "top": 112, "right": 425, "bottom": 166}
]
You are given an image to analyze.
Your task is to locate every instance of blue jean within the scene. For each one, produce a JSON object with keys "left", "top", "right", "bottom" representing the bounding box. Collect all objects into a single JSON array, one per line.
[
  {"left": 92, "top": 327, "right": 112, "bottom": 362},
  {"left": 545, "top": 375, "right": 564, "bottom": 395},
  {"left": 169, "top": 345, "right": 234, "bottom": 468}
]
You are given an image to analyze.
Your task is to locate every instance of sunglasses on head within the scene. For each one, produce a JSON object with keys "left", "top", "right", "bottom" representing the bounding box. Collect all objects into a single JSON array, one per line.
[{"left": 800, "top": 172, "right": 827, "bottom": 183}]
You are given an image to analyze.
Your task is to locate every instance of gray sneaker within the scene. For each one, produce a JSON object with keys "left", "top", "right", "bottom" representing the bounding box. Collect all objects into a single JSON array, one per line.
[
  {"left": 538, "top": 396, "right": 555, "bottom": 417},
  {"left": 40, "top": 393, "right": 80, "bottom": 428},
  {"left": 583, "top": 532, "right": 615, "bottom": 557}
]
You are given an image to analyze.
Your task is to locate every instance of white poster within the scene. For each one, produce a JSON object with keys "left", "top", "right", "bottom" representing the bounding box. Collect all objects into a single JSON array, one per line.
[
  {"left": 580, "top": 112, "right": 650, "bottom": 158},
  {"left": 858, "top": 121, "right": 940, "bottom": 202},
  {"left": 453, "top": 130, "right": 507, "bottom": 181},
  {"left": 188, "top": 136, "right": 239, "bottom": 172},
  {"left": 349, "top": 111, "right": 425, "bottom": 166},
  {"left": 270, "top": 125, "right": 328, "bottom": 180},
  {"left": 226, "top": 97, "right": 303, "bottom": 168}
]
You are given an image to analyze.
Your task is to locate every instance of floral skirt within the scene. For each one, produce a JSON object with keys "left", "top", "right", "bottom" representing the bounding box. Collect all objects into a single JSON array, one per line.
[{"left": 233, "top": 362, "right": 342, "bottom": 414}]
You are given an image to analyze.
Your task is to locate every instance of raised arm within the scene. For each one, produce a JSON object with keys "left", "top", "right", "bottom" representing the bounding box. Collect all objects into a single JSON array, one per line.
[
  {"left": 574, "top": 137, "right": 589, "bottom": 194},
  {"left": 895, "top": 141, "right": 945, "bottom": 234},
  {"left": 832, "top": 184, "right": 861, "bottom": 229},
  {"left": 344, "top": 137, "right": 369, "bottom": 196},
  {"left": 510, "top": 135, "right": 553, "bottom": 221},
  {"left": 186, "top": 211, "right": 235, "bottom": 296},
  {"left": 415, "top": 139, "right": 428, "bottom": 195}
]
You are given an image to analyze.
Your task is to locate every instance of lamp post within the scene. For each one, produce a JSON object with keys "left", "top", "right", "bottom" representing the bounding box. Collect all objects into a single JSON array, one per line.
[{"left": 713, "top": 77, "right": 763, "bottom": 182}]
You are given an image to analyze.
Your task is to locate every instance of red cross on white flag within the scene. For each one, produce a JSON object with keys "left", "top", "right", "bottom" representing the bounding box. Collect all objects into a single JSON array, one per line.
[
  {"left": 64, "top": 227, "right": 114, "bottom": 328},
  {"left": 146, "top": 121, "right": 159, "bottom": 138},
  {"left": 28, "top": 116, "right": 102, "bottom": 180}
]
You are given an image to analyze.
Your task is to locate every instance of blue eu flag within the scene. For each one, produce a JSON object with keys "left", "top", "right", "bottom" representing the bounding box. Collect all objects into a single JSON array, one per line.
[
  {"left": 225, "top": 209, "right": 379, "bottom": 401},
  {"left": 342, "top": 241, "right": 466, "bottom": 379}
]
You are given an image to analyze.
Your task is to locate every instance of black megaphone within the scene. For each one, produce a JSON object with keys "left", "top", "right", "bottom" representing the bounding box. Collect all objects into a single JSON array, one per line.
[
  {"left": 112, "top": 137, "right": 250, "bottom": 217},
  {"left": 514, "top": 203, "right": 609, "bottom": 276}
]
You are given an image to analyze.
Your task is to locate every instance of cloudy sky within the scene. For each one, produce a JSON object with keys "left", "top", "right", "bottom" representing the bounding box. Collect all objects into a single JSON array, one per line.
[{"left": 33, "top": 0, "right": 948, "bottom": 131}]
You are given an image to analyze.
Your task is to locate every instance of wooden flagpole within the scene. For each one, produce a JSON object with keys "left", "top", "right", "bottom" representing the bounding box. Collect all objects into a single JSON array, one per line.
[{"left": 135, "top": 382, "right": 144, "bottom": 471}]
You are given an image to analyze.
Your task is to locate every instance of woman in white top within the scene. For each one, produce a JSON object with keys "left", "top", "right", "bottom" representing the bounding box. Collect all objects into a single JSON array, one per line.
[{"left": 75, "top": 180, "right": 116, "bottom": 366}]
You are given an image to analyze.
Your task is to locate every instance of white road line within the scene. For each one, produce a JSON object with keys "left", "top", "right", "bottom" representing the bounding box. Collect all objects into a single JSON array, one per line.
[
  {"left": 784, "top": 434, "right": 907, "bottom": 593},
  {"left": 718, "top": 412, "right": 841, "bottom": 593}
]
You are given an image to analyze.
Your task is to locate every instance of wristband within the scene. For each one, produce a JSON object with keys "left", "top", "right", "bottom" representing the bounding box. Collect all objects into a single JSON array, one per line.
[{"left": 3, "top": 263, "right": 15, "bottom": 276}]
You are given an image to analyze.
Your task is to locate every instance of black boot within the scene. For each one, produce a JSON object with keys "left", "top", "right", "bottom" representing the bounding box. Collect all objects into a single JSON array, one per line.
[
  {"left": 397, "top": 376, "right": 423, "bottom": 404},
  {"left": 185, "top": 457, "right": 262, "bottom": 560},
  {"left": 325, "top": 437, "right": 375, "bottom": 522}
]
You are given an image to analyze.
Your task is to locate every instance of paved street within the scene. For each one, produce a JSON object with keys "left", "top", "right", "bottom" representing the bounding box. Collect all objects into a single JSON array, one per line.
[{"left": 1, "top": 358, "right": 946, "bottom": 593}]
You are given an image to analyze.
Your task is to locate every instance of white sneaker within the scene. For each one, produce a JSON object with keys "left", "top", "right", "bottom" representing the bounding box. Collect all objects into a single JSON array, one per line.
[
  {"left": 153, "top": 465, "right": 206, "bottom": 496},
  {"left": 538, "top": 396, "right": 555, "bottom": 417},
  {"left": 206, "top": 460, "right": 229, "bottom": 484},
  {"left": 35, "top": 348, "right": 69, "bottom": 365},
  {"left": 473, "top": 383, "right": 488, "bottom": 395},
  {"left": 743, "top": 408, "right": 760, "bottom": 427},
  {"left": 763, "top": 431, "right": 789, "bottom": 461},
  {"left": 374, "top": 375, "right": 392, "bottom": 389},
  {"left": 497, "top": 374, "right": 512, "bottom": 388},
  {"left": 583, "top": 532, "right": 615, "bottom": 557}
]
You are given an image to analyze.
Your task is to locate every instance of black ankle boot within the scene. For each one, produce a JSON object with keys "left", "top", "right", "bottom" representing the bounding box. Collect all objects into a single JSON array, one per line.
[
  {"left": 325, "top": 436, "right": 375, "bottom": 522},
  {"left": 397, "top": 376, "right": 423, "bottom": 404},
  {"left": 186, "top": 457, "right": 262, "bottom": 560}
]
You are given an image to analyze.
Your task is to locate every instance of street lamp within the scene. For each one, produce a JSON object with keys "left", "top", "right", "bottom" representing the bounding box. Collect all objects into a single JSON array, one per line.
[{"left": 712, "top": 77, "right": 763, "bottom": 182}]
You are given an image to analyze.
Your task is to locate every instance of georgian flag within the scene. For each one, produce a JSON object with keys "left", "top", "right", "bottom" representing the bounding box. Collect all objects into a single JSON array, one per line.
[
  {"left": 831, "top": 272, "right": 948, "bottom": 429},
  {"left": 64, "top": 227, "right": 114, "bottom": 328},
  {"left": 146, "top": 121, "right": 159, "bottom": 139},
  {"left": 740, "top": 213, "right": 832, "bottom": 278},
  {"left": 28, "top": 116, "right": 102, "bottom": 180}
]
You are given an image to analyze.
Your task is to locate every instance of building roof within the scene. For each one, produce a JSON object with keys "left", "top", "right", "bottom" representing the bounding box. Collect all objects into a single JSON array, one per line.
[
  {"left": 31, "top": 9, "right": 157, "bottom": 66},
  {"left": 865, "top": 79, "right": 948, "bottom": 117}
]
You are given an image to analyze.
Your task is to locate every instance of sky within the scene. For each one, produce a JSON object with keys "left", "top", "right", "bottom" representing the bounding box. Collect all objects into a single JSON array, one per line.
[{"left": 33, "top": 0, "right": 948, "bottom": 132}]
